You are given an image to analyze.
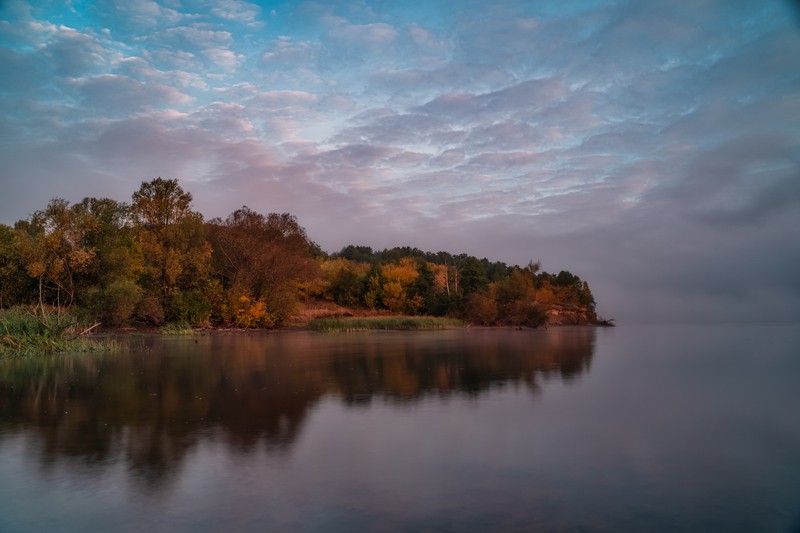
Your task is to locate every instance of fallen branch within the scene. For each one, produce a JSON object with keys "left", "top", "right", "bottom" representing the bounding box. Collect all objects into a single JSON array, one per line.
[{"left": 71, "top": 322, "right": 101, "bottom": 339}]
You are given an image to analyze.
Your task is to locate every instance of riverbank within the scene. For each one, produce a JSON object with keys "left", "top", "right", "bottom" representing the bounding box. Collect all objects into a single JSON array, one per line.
[
  {"left": 0, "top": 307, "right": 118, "bottom": 358},
  {"left": 101, "top": 299, "right": 613, "bottom": 335},
  {"left": 1, "top": 300, "right": 612, "bottom": 356},
  {"left": 308, "top": 316, "right": 463, "bottom": 332}
]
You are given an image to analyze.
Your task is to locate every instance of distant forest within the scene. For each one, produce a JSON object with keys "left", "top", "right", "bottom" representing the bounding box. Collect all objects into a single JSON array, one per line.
[{"left": 0, "top": 178, "right": 597, "bottom": 328}]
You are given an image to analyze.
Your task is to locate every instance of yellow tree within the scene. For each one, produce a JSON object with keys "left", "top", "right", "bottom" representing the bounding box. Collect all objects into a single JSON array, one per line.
[
  {"left": 0, "top": 224, "right": 35, "bottom": 307},
  {"left": 319, "top": 258, "right": 369, "bottom": 307},
  {"left": 380, "top": 258, "right": 423, "bottom": 314},
  {"left": 14, "top": 199, "right": 97, "bottom": 311},
  {"left": 130, "top": 178, "right": 212, "bottom": 323}
]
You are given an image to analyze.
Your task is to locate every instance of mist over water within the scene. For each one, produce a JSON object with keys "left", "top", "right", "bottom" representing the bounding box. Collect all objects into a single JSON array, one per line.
[{"left": 1, "top": 326, "right": 798, "bottom": 532}]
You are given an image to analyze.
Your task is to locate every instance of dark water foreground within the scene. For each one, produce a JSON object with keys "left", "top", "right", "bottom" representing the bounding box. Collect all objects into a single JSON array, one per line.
[{"left": 0, "top": 325, "right": 798, "bottom": 532}]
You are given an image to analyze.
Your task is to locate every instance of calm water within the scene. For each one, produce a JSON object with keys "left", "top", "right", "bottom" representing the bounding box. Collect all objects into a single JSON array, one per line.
[{"left": 1, "top": 325, "right": 798, "bottom": 532}]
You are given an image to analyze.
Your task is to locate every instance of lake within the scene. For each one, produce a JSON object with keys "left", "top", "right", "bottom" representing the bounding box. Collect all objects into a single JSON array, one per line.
[{"left": 1, "top": 325, "right": 799, "bottom": 532}]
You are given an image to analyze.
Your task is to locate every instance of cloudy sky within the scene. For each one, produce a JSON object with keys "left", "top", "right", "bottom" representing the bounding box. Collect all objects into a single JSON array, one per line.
[{"left": 1, "top": 0, "right": 799, "bottom": 323}]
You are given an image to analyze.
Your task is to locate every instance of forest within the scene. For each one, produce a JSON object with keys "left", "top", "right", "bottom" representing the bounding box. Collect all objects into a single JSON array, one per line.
[{"left": 0, "top": 178, "right": 598, "bottom": 329}]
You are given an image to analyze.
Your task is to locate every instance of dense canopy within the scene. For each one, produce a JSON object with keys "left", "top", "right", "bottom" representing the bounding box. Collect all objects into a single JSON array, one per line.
[{"left": 1, "top": 179, "right": 598, "bottom": 328}]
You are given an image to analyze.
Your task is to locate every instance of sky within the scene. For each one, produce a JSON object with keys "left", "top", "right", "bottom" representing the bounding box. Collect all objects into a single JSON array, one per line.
[{"left": 1, "top": 0, "right": 799, "bottom": 323}]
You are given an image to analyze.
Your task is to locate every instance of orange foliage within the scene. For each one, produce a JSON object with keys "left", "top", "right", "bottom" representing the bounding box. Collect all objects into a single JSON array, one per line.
[
  {"left": 234, "top": 295, "right": 275, "bottom": 328},
  {"left": 380, "top": 258, "right": 419, "bottom": 285}
]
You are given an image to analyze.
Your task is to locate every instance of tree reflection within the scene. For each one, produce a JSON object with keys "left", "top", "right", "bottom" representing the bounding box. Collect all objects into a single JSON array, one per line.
[
  {"left": 0, "top": 328, "right": 594, "bottom": 483},
  {"left": 327, "top": 328, "right": 594, "bottom": 403}
]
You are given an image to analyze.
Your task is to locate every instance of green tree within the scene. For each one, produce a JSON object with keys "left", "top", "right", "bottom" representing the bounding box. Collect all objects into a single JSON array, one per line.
[
  {"left": 408, "top": 259, "right": 436, "bottom": 314},
  {"left": 459, "top": 256, "right": 488, "bottom": 296},
  {"left": 75, "top": 197, "right": 144, "bottom": 326},
  {"left": 337, "top": 245, "right": 376, "bottom": 263}
]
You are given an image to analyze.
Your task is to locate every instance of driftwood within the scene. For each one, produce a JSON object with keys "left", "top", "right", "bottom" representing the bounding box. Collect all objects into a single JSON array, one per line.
[{"left": 71, "top": 322, "right": 102, "bottom": 339}]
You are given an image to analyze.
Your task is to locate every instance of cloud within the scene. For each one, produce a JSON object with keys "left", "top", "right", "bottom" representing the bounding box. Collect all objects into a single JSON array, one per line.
[
  {"left": 118, "top": 57, "right": 208, "bottom": 89},
  {"left": 142, "top": 48, "right": 201, "bottom": 72},
  {"left": 261, "top": 36, "right": 319, "bottom": 64},
  {"left": 327, "top": 22, "right": 399, "bottom": 45},
  {"left": 190, "top": 102, "right": 257, "bottom": 139},
  {"left": 651, "top": 133, "right": 800, "bottom": 226},
  {"left": 408, "top": 23, "right": 449, "bottom": 56},
  {"left": 69, "top": 74, "right": 193, "bottom": 113},
  {"left": 95, "top": 0, "right": 184, "bottom": 30},
  {"left": 209, "top": 0, "right": 262, "bottom": 27},
  {"left": 158, "top": 25, "right": 233, "bottom": 48},
  {"left": 252, "top": 90, "right": 318, "bottom": 109},
  {"left": 202, "top": 46, "right": 243, "bottom": 69},
  {"left": 1, "top": 0, "right": 799, "bottom": 323},
  {"left": 40, "top": 25, "right": 110, "bottom": 76},
  {"left": 315, "top": 16, "right": 404, "bottom": 69},
  {"left": 0, "top": 47, "right": 48, "bottom": 95}
]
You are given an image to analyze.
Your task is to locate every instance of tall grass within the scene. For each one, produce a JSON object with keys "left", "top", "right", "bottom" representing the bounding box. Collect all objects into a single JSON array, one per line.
[
  {"left": 0, "top": 306, "right": 117, "bottom": 357},
  {"left": 309, "top": 316, "right": 463, "bottom": 332}
]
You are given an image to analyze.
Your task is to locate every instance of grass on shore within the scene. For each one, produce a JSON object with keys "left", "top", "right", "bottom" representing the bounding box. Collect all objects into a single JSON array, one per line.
[
  {"left": 159, "top": 322, "right": 197, "bottom": 335},
  {"left": 0, "top": 307, "right": 118, "bottom": 358},
  {"left": 308, "top": 315, "right": 464, "bottom": 332}
]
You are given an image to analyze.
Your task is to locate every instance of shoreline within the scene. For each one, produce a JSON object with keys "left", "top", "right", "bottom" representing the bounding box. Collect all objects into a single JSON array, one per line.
[{"left": 97, "top": 320, "right": 614, "bottom": 336}]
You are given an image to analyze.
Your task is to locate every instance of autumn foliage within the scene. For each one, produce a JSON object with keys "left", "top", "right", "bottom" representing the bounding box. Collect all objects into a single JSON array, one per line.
[{"left": 0, "top": 178, "right": 597, "bottom": 328}]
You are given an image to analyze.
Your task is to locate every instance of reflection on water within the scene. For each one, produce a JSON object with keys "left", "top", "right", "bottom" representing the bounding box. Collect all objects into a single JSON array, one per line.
[
  {"left": 3, "top": 325, "right": 799, "bottom": 532},
  {"left": 0, "top": 329, "right": 593, "bottom": 486}
]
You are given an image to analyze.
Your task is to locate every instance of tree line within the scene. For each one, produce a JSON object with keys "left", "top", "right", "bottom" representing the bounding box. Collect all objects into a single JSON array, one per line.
[{"left": 0, "top": 178, "right": 596, "bottom": 328}]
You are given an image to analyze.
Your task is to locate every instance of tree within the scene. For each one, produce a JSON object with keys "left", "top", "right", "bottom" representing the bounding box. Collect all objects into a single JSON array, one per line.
[
  {"left": 75, "top": 197, "right": 143, "bottom": 326},
  {"left": 328, "top": 263, "right": 365, "bottom": 308},
  {"left": 336, "top": 245, "right": 375, "bottom": 263},
  {"left": 363, "top": 265, "right": 383, "bottom": 309},
  {"left": 380, "top": 258, "right": 423, "bottom": 314},
  {"left": 0, "top": 224, "right": 35, "bottom": 307},
  {"left": 459, "top": 256, "right": 488, "bottom": 296},
  {"left": 555, "top": 270, "right": 579, "bottom": 286},
  {"left": 15, "top": 199, "right": 98, "bottom": 310},
  {"left": 130, "top": 178, "right": 212, "bottom": 323},
  {"left": 464, "top": 290, "right": 497, "bottom": 325},
  {"left": 130, "top": 178, "right": 194, "bottom": 230},
  {"left": 208, "top": 206, "right": 318, "bottom": 326},
  {"left": 408, "top": 259, "right": 436, "bottom": 315}
]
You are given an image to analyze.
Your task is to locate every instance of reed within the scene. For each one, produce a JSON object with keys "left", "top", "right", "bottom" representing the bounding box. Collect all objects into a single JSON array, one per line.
[
  {"left": 308, "top": 316, "right": 463, "bottom": 332},
  {"left": 0, "top": 306, "right": 117, "bottom": 357}
]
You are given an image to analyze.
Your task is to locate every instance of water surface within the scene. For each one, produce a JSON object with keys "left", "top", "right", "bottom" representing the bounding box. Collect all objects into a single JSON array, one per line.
[{"left": 1, "top": 325, "right": 798, "bottom": 531}]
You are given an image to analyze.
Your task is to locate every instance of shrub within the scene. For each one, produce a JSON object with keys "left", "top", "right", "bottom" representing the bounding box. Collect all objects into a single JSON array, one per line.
[
  {"left": 464, "top": 291, "right": 497, "bottom": 325},
  {"left": 234, "top": 295, "right": 275, "bottom": 328},
  {"left": 134, "top": 297, "right": 164, "bottom": 326},
  {"left": 85, "top": 278, "right": 142, "bottom": 327},
  {"left": 165, "top": 289, "right": 211, "bottom": 326}
]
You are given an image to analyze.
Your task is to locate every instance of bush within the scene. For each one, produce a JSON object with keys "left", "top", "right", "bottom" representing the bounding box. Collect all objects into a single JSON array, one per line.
[
  {"left": 134, "top": 297, "right": 164, "bottom": 326},
  {"left": 166, "top": 289, "right": 212, "bottom": 326},
  {"left": 84, "top": 278, "right": 142, "bottom": 327},
  {"left": 234, "top": 295, "right": 275, "bottom": 328},
  {"left": 505, "top": 301, "right": 548, "bottom": 327},
  {"left": 464, "top": 291, "right": 498, "bottom": 325}
]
